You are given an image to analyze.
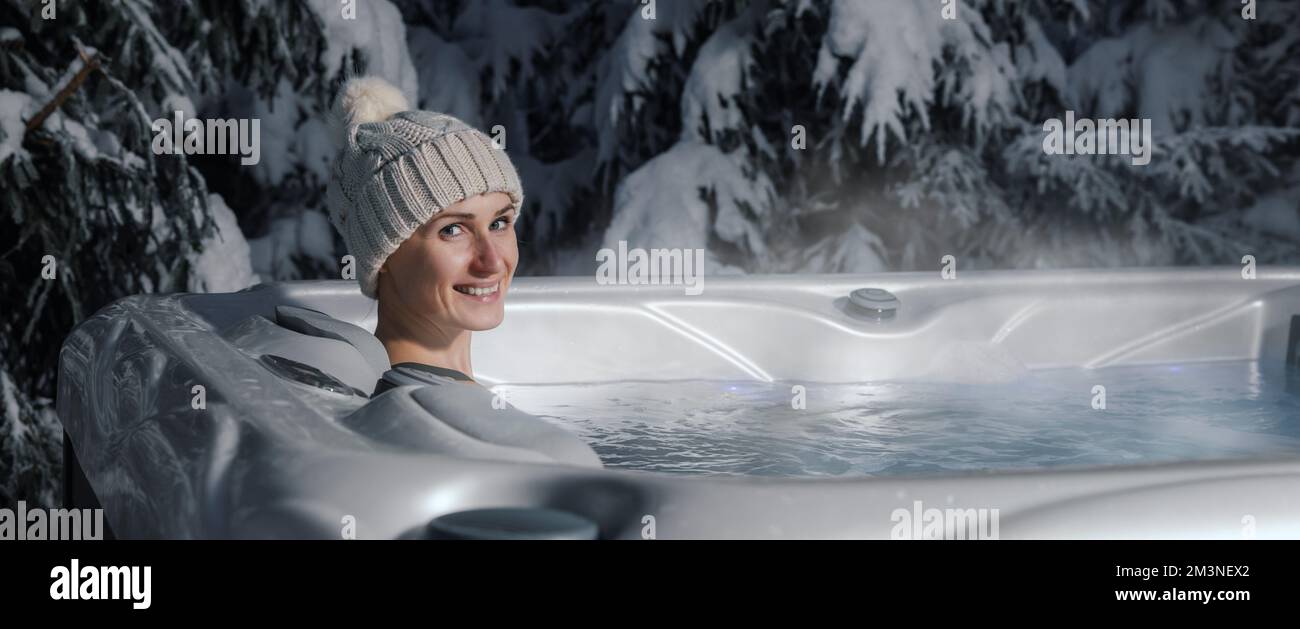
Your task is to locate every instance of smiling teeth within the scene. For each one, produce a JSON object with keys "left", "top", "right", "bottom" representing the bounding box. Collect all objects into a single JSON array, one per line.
[{"left": 456, "top": 283, "right": 499, "bottom": 296}]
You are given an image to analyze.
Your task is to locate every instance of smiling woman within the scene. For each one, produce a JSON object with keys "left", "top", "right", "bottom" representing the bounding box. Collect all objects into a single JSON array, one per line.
[
  {"left": 315, "top": 76, "right": 601, "bottom": 469},
  {"left": 374, "top": 193, "right": 519, "bottom": 383},
  {"left": 324, "top": 76, "right": 526, "bottom": 390}
]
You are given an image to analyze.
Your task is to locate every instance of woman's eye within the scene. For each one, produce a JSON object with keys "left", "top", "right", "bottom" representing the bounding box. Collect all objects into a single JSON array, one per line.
[
  {"left": 490, "top": 217, "right": 512, "bottom": 231},
  {"left": 440, "top": 224, "right": 463, "bottom": 237}
]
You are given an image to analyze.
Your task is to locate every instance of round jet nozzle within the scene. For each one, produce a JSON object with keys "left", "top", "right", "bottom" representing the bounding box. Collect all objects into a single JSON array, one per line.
[
  {"left": 426, "top": 507, "right": 599, "bottom": 540},
  {"left": 846, "top": 288, "right": 899, "bottom": 320}
]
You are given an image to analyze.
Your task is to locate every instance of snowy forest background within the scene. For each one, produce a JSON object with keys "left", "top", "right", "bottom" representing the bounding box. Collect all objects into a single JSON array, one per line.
[{"left": 2, "top": 0, "right": 1299, "bottom": 509}]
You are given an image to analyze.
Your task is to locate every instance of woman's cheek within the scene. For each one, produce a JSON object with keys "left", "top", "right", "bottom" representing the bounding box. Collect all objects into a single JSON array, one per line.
[{"left": 429, "top": 244, "right": 468, "bottom": 292}]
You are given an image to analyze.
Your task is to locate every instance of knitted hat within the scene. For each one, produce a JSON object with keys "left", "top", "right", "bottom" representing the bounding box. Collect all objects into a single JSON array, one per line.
[{"left": 325, "top": 76, "right": 524, "bottom": 298}]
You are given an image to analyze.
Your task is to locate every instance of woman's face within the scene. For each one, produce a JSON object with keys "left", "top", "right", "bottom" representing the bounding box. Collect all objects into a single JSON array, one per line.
[{"left": 379, "top": 192, "right": 517, "bottom": 332}]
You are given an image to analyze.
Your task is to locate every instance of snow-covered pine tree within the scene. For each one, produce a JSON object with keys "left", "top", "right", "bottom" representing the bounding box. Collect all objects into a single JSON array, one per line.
[
  {"left": 993, "top": 0, "right": 1300, "bottom": 269},
  {"left": 587, "top": 0, "right": 1299, "bottom": 273},
  {"left": 278, "top": 0, "right": 1300, "bottom": 276},
  {"left": 0, "top": 0, "right": 334, "bottom": 508},
  {"left": 221, "top": 0, "right": 418, "bottom": 284},
  {"left": 1, "top": 0, "right": 204, "bottom": 508},
  {"left": 399, "top": 0, "right": 631, "bottom": 273}
]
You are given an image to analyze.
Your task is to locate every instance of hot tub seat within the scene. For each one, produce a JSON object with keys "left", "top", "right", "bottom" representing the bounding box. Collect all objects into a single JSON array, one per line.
[
  {"left": 344, "top": 384, "right": 603, "bottom": 468},
  {"left": 221, "top": 299, "right": 601, "bottom": 468}
]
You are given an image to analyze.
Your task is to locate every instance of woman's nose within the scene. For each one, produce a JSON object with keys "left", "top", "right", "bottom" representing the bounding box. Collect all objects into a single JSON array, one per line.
[{"left": 469, "top": 231, "right": 505, "bottom": 274}]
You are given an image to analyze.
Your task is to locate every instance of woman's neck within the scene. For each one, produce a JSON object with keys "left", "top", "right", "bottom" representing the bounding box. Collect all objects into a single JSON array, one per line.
[
  {"left": 374, "top": 301, "right": 474, "bottom": 378},
  {"left": 378, "top": 332, "right": 473, "bottom": 377}
]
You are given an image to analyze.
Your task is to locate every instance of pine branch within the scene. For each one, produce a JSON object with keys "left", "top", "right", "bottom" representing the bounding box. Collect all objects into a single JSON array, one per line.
[{"left": 24, "top": 48, "right": 100, "bottom": 135}]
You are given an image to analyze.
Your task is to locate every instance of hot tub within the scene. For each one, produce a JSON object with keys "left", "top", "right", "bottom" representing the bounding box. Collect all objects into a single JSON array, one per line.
[{"left": 57, "top": 268, "right": 1300, "bottom": 539}]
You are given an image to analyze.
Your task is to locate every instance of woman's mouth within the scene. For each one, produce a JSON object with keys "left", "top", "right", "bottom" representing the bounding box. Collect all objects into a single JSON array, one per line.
[{"left": 453, "top": 282, "right": 502, "bottom": 303}]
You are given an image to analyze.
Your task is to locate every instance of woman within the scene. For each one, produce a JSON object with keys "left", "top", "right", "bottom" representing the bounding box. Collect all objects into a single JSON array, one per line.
[
  {"left": 324, "top": 76, "right": 601, "bottom": 469},
  {"left": 325, "top": 76, "right": 521, "bottom": 396}
]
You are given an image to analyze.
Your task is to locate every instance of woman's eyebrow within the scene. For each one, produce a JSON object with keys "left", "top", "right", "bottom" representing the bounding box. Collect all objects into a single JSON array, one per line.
[{"left": 432, "top": 206, "right": 514, "bottom": 221}]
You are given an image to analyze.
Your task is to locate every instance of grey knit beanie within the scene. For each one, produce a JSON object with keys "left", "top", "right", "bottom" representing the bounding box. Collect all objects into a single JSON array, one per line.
[{"left": 325, "top": 76, "right": 524, "bottom": 298}]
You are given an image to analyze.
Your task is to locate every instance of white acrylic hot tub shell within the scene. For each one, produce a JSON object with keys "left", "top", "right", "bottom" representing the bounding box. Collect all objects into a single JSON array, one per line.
[
  {"left": 57, "top": 267, "right": 1300, "bottom": 539},
  {"left": 467, "top": 268, "right": 1288, "bottom": 384}
]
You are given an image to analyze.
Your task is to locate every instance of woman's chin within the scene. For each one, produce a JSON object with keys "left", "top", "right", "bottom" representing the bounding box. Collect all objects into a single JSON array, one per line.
[{"left": 453, "top": 309, "right": 505, "bottom": 331}]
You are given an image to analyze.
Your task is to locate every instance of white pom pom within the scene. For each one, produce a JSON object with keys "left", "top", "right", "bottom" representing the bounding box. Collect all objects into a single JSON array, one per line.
[{"left": 332, "top": 76, "right": 410, "bottom": 142}]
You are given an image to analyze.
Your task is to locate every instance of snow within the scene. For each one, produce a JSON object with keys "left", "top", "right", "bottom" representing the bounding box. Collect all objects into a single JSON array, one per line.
[
  {"left": 796, "top": 223, "right": 887, "bottom": 274},
  {"left": 13, "top": 102, "right": 146, "bottom": 170},
  {"left": 308, "top": 0, "right": 417, "bottom": 100},
  {"left": 56, "top": 116, "right": 99, "bottom": 159},
  {"left": 189, "top": 194, "right": 258, "bottom": 293},
  {"left": 604, "top": 142, "right": 713, "bottom": 252},
  {"left": 680, "top": 14, "right": 754, "bottom": 142},
  {"left": 0, "top": 366, "right": 61, "bottom": 509},
  {"left": 814, "top": 0, "right": 1017, "bottom": 161},
  {"left": 243, "top": 78, "right": 312, "bottom": 185},
  {"left": 0, "top": 368, "right": 21, "bottom": 440},
  {"left": 225, "top": 0, "right": 418, "bottom": 187},
  {"left": 1015, "top": 20, "right": 1067, "bottom": 96},
  {"left": 407, "top": 26, "right": 484, "bottom": 127},
  {"left": 603, "top": 140, "right": 773, "bottom": 268},
  {"left": 1135, "top": 19, "right": 1236, "bottom": 135},
  {"left": 161, "top": 93, "right": 197, "bottom": 123},
  {"left": 296, "top": 208, "right": 336, "bottom": 263},
  {"left": 595, "top": 0, "right": 713, "bottom": 160},
  {"left": 21, "top": 70, "right": 50, "bottom": 102},
  {"left": 1067, "top": 18, "right": 1237, "bottom": 134},
  {"left": 121, "top": 0, "right": 195, "bottom": 96},
  {"left": 511, "top": 148, "right": 597, "bottom": 245},
  {"left": 1243, "top": 186, "right": 1300, "bottom": 242},
  {"left": 39, "top": 112, "right": 104, "bottom": 162},
  {"left": 248, "top": 208, "right": 337, "bottom": 280},
  {"left": 594, "top": 8, "right": 662, "bottom": 162},
  {"left": 448, "top": 0, "right": 568, "bottom": 100},
  {"left": 0, "top": 89, "right": 33, "bottom": 164}
]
